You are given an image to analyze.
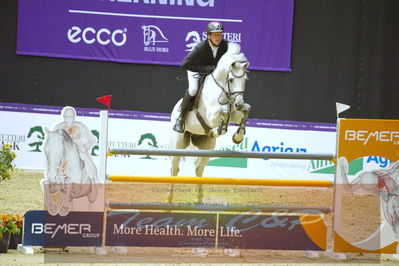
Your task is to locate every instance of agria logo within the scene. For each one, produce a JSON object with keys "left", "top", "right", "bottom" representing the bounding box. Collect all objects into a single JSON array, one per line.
[
  {"left": 308, "top": 158, "right": 363, "bottom": 175},
  {"left": 207, "top": 138, "right": 249, "bottom": 168}
]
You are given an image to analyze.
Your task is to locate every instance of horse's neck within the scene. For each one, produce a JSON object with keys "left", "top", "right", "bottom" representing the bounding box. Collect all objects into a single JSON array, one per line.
[
  {"left": 202, "top": 67, "right": 226, "bottom": 95},
  {"left": 196, "top": 69, "right": 228, "bottom": 114},
  {"left": 212, "top": 67, "right": 228, "bottom": 82},
  {"left": 64, "top": 142, "right": 83, "bottom": 174}
]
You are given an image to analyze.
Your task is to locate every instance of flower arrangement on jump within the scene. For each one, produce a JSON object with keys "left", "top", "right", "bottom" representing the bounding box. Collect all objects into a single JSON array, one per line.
[
  {"left": 0, "top": 143, "right": 17, "bottom": 181},
  {"left": 12, "top": 214, "right": 23, "bottom": 233},
  {"left": 0, "top": 214, "right": 19, "bottom": 238}
]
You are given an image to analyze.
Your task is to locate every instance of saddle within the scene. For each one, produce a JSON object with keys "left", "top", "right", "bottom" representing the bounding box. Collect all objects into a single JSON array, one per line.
[
  {"left": 190, "top": 75, "right": 213, "bottom": 134},
  {"left": 191, "top": 75, "right": 207, "bottom": 110}
]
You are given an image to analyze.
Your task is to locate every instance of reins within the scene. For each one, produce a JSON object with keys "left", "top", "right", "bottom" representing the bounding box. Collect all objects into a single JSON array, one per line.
[{"left": 211, "top": 66, "right": 248, "bottom": 105}]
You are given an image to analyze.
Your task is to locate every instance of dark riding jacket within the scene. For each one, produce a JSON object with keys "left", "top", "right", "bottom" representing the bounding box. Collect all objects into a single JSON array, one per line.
[{"left": 180, "top": 39, "right": 228, "bottom": 73}]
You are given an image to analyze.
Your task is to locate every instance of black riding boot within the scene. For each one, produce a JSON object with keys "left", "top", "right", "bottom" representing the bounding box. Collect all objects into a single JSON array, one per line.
[{"left": 173, "top": 90, "right": 194, "bottom": 133}]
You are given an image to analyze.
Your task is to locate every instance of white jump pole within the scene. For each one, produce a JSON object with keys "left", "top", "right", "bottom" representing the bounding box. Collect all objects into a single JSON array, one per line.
[
  {"left": 98, "top": 110, "right": 109, "bottom": 182},
  {"left": 109, "top": 147, "right": 335, "bottom": 160}
]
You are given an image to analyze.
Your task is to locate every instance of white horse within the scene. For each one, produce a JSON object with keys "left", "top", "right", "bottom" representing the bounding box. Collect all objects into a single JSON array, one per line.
[
  {"left": 40, "top": 128, "right": 96, "bottom": 216},
  {"left": 168, "top": 43, "right": 250, "bottom": 203}
]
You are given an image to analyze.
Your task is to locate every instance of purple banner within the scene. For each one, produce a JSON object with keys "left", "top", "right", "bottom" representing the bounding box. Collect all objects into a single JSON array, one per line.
[
  {"left": 17, "top": 0, "right": 294, "bottom": 71},
  {"left": 106, "top": 211, "right": 217, "bottom": 247},
  {"left": 105, "top": 210, "right": 326, "bottom": 250}
]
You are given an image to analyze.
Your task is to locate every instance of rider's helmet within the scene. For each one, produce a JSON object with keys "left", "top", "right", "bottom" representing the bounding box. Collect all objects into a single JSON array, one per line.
[
  {"left": 206, "top": 21, "right": 224, "bottom": 34},
  {"left": 61, "top": 106, "right": 76, "bottom": 127}
]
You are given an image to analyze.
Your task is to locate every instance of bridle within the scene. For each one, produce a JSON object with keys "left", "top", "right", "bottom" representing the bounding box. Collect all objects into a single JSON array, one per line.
[{"left": 211, "top": 65, "right": 248, "bottom": 105}]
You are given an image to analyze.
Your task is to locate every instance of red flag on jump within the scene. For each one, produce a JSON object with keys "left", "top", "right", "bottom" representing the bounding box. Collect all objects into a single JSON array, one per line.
[{"left": 96, "top": 95, "right": 112, "bottom": 110}]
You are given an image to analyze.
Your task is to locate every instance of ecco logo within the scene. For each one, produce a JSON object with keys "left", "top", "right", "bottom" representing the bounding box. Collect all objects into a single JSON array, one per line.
[
  {"left": 345, "top": 130, "right": 399, "bottom": 145},
  {"left": 32, "top": 223, "right": 91, "bottom": 238},
  {"left": 67, "top": 26, "right": 127, "bottom": 46}
]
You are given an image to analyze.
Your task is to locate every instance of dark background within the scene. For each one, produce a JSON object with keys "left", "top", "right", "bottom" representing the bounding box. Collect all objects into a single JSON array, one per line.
[{"left": 1, "top": 0, "right": 398, "bottom": 123}]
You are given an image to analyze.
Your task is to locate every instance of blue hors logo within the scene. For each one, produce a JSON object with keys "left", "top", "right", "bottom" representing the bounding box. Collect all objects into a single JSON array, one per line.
[{"left": 142, "top": 25, "right": 169, "bottom": 46}]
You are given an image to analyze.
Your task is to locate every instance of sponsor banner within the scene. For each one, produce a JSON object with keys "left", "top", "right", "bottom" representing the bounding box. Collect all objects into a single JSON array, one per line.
[
  {"left": 106, "top": 211, "right": 217, "bottom": 247},
  {"left": 334, "top": 119, "right": 399, "bottom": 254},
  {"left": 218, "top": 213, "right": 325, "bottom": 250},
  {"left": 23, "top": 210, "right": 103, "bottom": 246},
  {"left": 1, "top": 102, "right": 338, "bottom": 181},
  {"left": 17, "top": 0, "right": 294, "bottom": 71},
  {"left": 105, "top": 210, "right": 326, "bottom": 250}
]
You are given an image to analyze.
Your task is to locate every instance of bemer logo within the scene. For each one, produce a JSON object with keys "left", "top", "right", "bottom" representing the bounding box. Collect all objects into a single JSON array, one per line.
[
  {"left": 32, "top": 223, "right": 91, "bottom": 238},
  {"left": 345, "top": 130, "right": 399, "bottom": 145},
  {"left": 67, "top": 26, "right": 127, "bottom": 46}
]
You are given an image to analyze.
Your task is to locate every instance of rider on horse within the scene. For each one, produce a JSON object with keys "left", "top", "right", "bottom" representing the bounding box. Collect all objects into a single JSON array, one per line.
[{"left": 173, "top": 21, "right": 229, "bottom": 133}]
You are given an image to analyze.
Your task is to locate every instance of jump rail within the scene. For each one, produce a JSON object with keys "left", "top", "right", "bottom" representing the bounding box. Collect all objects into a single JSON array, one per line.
[
  {"left": 107, "top": 201, "right": 332, "bottom": 213},
  {"left": 108, "top": 148, "right": 335, "bottom": 160},
  {"left": 108, "top": 175, "right": 333, "bottom": 188}
]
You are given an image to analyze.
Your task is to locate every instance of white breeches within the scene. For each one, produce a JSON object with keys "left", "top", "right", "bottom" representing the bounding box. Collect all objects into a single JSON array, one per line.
[{"left": 187, "top": 70, "right": 199, "bottom": 96}]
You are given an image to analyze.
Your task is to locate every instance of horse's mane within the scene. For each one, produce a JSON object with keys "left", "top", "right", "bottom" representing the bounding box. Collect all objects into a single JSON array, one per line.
[{"left": 226, "top": 42, "right": 247, "bottom": 62}]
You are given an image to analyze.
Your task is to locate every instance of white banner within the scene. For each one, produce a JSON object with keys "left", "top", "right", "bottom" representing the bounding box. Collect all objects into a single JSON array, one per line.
[{"left": 1, "top": 103, "right": 340, "bottom": 181}]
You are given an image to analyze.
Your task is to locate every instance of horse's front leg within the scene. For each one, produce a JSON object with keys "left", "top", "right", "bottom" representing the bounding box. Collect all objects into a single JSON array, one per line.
[
  {"left": 59, "top": 182, "right": 72, "bottom": 216},
  {"left": 233, "top": 103, "right": 251, "bottom": 144},
  {"left": 195, "top": 157, "right": 210, "bottom": 204},
  {"left": 41, "top": 179, "right": 59, "bottom": 216},
  {"left": 167, "top": 155, "right": 181, "bottom": 203},
  {"left": 217, "top": 104, "right": 231, "bottom": 136}
]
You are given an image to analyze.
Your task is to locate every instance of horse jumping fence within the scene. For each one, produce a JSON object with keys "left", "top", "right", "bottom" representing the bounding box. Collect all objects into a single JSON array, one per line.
[{"left": 100, "top": 110, "right": 335, "bottom": 212}]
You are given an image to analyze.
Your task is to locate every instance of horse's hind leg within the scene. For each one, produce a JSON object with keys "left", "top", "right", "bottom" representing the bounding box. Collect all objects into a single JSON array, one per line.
[
  {"left": 193, "top": 136, "right": 216, "bottom": 203},
  {"left": 168, "top": 132, "right": 190, "bottom": 203}
]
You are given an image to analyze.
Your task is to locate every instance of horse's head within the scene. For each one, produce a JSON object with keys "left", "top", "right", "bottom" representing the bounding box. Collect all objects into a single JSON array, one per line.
[
  {"left": 227, "top": 60, "right": 249, "bottom": 111},
  {"left": 215, "top": 43, "right": 249, "bottom": 111},
  {"left": 43, "top": 128, "right": 72, "bottom": 182}
]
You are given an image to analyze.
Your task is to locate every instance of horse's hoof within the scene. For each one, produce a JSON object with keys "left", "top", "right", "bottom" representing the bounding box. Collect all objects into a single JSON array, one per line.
[
  {"left": 232, "top": 133, "right": 243, "bottom": 144},
  {"left": 196, "top": 196, "right": 204, "bottom": 204},
  {"left": 87, "top": 185, "right": 99, "bottom": 203},
  {"left": 166, "top": 195, "right": 173, "bottom": 204},
  {"left": 48, "top": 204, "right": 59, "bottom": 216},
  {"left": 59, "top": 206, "right": 70, "bottom": 216}
]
